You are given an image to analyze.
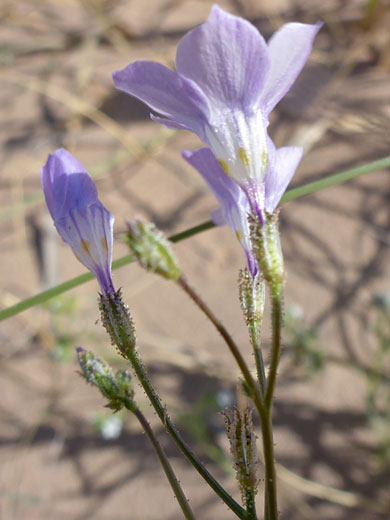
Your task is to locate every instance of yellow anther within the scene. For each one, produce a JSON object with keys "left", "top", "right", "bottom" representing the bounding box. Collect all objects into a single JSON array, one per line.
[
  {"left": 238, "top": 147, "right": 250, "bottom": 166},
  {"left": 101, "top": 238, "right": 108, "bottom": 251},
  {"left": 261, "top": 150, "right": 268, "bottom": 169},
  {"left": 80, "top": 240, "right": 91, "bottom": 254},
  {"left": 235, "top": 230, "right": 242, "bottom": 241},
  {"left": 218, "top": 159, "right": 230, "bottom": 175}
]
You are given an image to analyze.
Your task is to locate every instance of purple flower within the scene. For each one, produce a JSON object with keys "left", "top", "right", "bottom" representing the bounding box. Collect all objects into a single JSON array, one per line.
[
  {"left": 182, "top": 147, "right": 257, "bottom": 276},
  {"left": 41, "top": 148, "right": 115, "bottom": 295},
  {"left": 113, "top": 5, "right": 321, "bottom": 220}
]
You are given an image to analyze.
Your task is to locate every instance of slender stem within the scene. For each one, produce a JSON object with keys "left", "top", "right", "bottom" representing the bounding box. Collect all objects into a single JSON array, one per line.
[
  {"left": 124, "top": 399, "right": 195, "bottom": 520},
  {"left": 178, "top": 274, "right": 280, "bottom": 519},
  {"left": 259, "top": 409, "right": 278, "bottom": 520},
  {"left": 1, "top": 156, "right": 387, "bottom": 322},
  {"left": 260, "top": 287, "right": 284, "bottom": 520},
  {"left": 264, "top": 493, "right": 270, "bottom": 520},
  {"left": 265, "top": 291, "right": 283, "bottom": 409},
  {"left": 245, "top": 487, "right": 257, "bottom": 519},
  {"left": 249, "top": 320, "right": 267, "bottom": 396},
  {"left": 281, "top": 156, "right": 390, "bottom": 204},
  {"left": 126, "top": 348, "right": 247, "bottom": 520},
  {"left": 247, "top": 313, "right": 268, "bottom": 516}
]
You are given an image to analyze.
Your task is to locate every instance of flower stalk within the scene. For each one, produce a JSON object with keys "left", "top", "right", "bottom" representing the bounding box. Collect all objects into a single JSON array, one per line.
[
  {"left": 76, "top": 348, "right": 195, "bottom": 519},
  {"left": 178, "top": 273, "right": 280, "bottom": 518},
  {"left": 123, "top": 397, "right": 196, "bottom": 520},
  {"left": 265, "top": 290, "right": 283, "bottom": 409},
  {"left": 125, "top": 348, "right": 247, "bottom": 519}
]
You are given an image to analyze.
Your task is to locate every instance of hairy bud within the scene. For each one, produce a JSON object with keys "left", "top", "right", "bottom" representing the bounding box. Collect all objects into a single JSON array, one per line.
[
  {"left": 239, "top": 268, "right": 265, "bottom": 327},
  {"left": 125, "top": 220, "right": 181, "bottom": 281},
  {"left": 222, "top": 406, "right": 259, "bottom": 505},
  {"left": 76, "top": 347, "right": 134, "bottom": 411},
  {"left": 249, "top": 211, "right": 284, "bottom": 295},
  {"left": 99, "top": 289, "right": 136, "bottom": 358}
]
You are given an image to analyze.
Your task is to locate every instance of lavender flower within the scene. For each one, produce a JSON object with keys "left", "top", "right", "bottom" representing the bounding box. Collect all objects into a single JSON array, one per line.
[
  {"left": 41, "top": 148, "right": 115, "bottom": 295},
  {"left": 113, "top": 5, "right": 321, "bottom": 220}
]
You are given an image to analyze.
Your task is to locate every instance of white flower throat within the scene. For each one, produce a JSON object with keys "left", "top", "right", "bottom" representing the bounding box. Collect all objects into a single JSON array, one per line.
[{"left": 204, "top": 109, "right": 269, "bottom": 188}]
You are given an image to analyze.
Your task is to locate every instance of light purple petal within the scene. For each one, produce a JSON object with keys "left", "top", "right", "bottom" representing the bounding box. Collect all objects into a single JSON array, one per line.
[
  {"left": 150, "top": 114, "right": 194, "bottom": 132},
  {"left": 182, "top": 148, "right": 241, "bottom": 210},
  {"left": 182, "top": 148, "right": 257, "bottom": 276},
  {"left": 55, "top": 202, "right": 115, "bottom": 294},
  {"left": 41, "top": 148, "right": 97, "bottom": 221},
  {"left": 259, "top": 22, "right": 323, "bottom": 114},
  {"left": 176, "top": 5, "right": 269, "bottom": 112},
  {"left": 264, "top": 146, "right": 303, "bottom": 212},
  {"left": 113, "top": 61, "right": 210, "bottom": 137}
]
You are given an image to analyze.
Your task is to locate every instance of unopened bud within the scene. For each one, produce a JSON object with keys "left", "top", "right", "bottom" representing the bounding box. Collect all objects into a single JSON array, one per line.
[
  {"left": 125, "top": 220, "right": 181, "bottom": 281},
  {"left": 76, "top": 347, "right": 134, "bottom": 411},
  {"left": 249, "top": 211, "right": 284, "bottom": 295},
  {"left": 115, "top": 369, "right": 134, "bottom": 401},
  {"left": 99, "top": 289, "right": 136, "bottom": 358},
  {"left": 222, "top": 406, "right": 259, "bottom": 505},
  {"left": 239, "top": 268, "right": 265, "bottom": 327}
]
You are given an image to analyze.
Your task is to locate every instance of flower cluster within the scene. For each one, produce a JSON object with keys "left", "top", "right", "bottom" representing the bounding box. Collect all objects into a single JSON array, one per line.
[
  {"left": 113, "top": 5, "right": 321, "bottom": 271},
  {"left": 41, "top": 6, "right": 321, "bottom": 282}
]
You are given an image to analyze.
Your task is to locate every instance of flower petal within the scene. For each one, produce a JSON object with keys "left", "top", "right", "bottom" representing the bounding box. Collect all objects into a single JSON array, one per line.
[
  {"left": 113, "top": 61, "right": 209, "bottom": 136},
  {"left": 260, "top": 22, "right": 322, "bottom": 114},
  {"left": 55, "top": 201, "right": 115, "bottom": 294},
  {"left": 150, "top": 114, "right": 194, "bottom": 132},
  {"left": 41, "top": 148, "right": 97, "bottom": 221},
  {"left": 182, "top": 148, "right": 241, "bottom": 210},
  {"left": 182, "top": 148, "right": 257, "bottom": 275},
  {"left": 176, "top": 5, "right": 269, "bottom": 111},
  {"left": 264, "top": 146, "right": 303, "bottom": 212}
]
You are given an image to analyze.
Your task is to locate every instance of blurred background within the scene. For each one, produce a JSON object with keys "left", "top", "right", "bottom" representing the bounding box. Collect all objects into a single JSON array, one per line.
[{"left": 0, "top": 0, "right": 389, "bottom": 518}]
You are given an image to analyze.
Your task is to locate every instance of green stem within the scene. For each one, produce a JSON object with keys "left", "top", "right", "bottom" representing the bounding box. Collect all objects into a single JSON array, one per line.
[
  {"left": 126, "top": 349, "right": 247, "bottom": 520},
  {"left": 1, "top": 156, "right": 387, "bottom": 322},
  {"left": 248, "top": 317, "right": 268, "bottom": 517},
  {"left": 260, "top": 288, "right": 284, "bottom": 520},
  {"left": 178, "top": 275, "right": 279, "bottom": 520},
  {"left": 264, "top": 493, "right": 270, "bottom": 520},
  {"left": 125, "top": 399, "right": 195, "bottom": 520},
  {"left": 249, "top": 320, "right": 267, "bottom": 397},
  {"left": 259, "top": 408, "right": 278, "bottom": 520},
  {"left": 281, "top": 156, "right": 390, "bottom": 203},
  {"left": 265, "top": 290, "right": 283, "bottom": 409},
  {"left": 245, "top": 487, "right": 257, "bottom": 519}
]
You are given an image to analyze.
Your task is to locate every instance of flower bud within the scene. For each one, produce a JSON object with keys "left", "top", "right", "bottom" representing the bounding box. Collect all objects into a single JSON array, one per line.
[
  {"left": 239, "top": 268, "right": 265, "bottom": 327},
  {"left": 222, "top": 406, "right": 259, "bottom": 505},
  {"left": 125, "top": 220, "right": 181, "bottom": 281},
  {"left": 99, "top": 289, "right": 136, "bottom": 358},
  {"left": 41, "top": 148, "right": 115, "bottom": 296},
  {"left": 76, "top": 347, "right": 134, "bottom": 411},
  {"left": 249, "top": 211, "right": 284, "bottom": 295}
]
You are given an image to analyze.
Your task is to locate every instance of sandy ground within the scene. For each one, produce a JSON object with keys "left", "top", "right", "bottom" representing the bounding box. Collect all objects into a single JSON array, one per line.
[{"left": 0, "top": 0, "right": 389, "bottom": 519}]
